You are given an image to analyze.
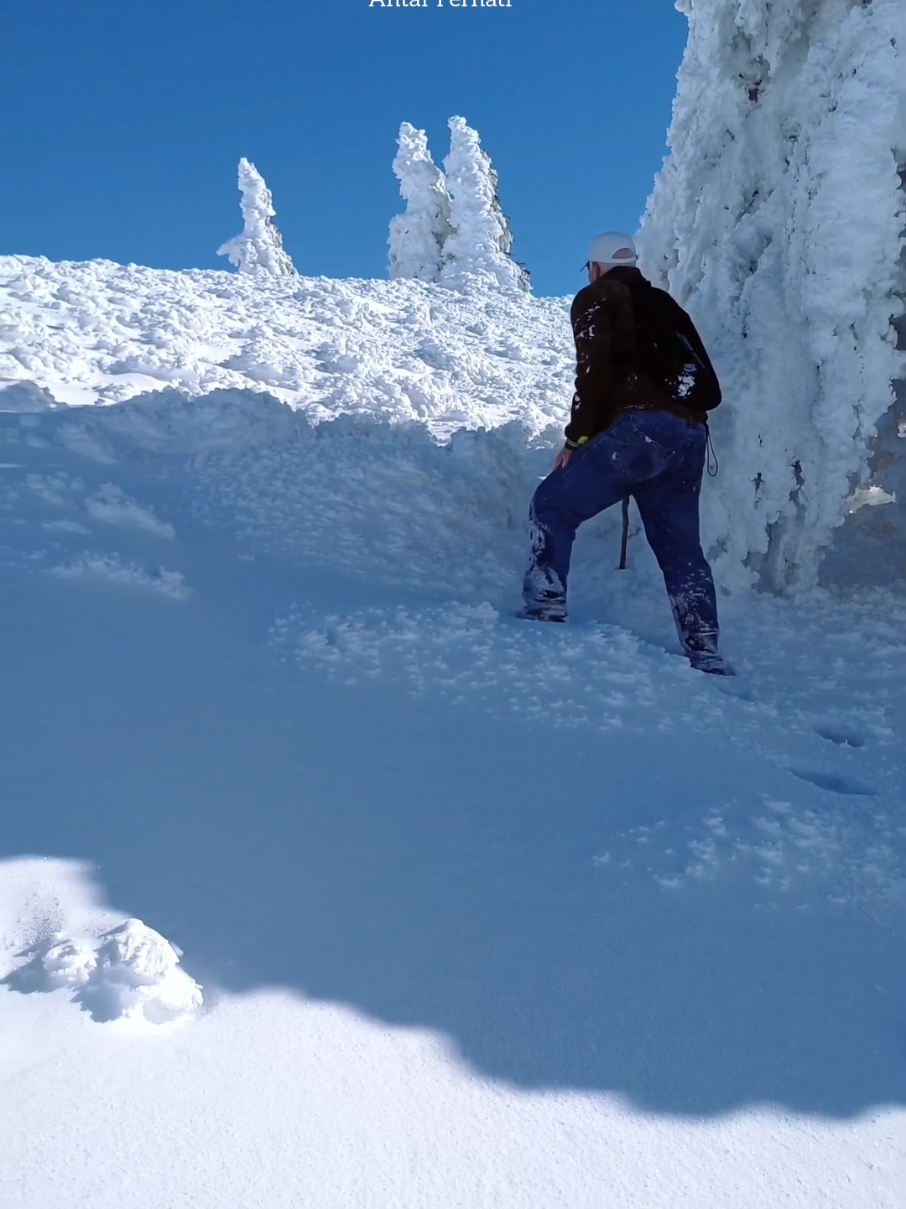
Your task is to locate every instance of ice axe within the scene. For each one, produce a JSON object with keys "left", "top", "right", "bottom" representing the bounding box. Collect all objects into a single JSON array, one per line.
[{"left": 618, "top": 497, "right": 630, "bottom": 569}]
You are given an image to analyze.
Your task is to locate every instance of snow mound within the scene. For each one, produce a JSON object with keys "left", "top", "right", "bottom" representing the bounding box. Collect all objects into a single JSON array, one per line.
[
  {"left": 41, "top": 936, "right": 99, "bottom": 988},
  {"left": 0, "top": 256, "right": 571, "bottom": 431},
  {"left": 10, "top": 920, "right": 203, "bottom": 1026},
  {"left": 1, "top": 243, "right": 903, "bottom": 590}
]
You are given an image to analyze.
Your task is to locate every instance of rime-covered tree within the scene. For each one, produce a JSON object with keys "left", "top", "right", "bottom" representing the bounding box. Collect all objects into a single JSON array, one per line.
[
  {"left": 440, "top": 117, "right": 530, "bottom": 293},
  {"left": 218, "top": 158, "right": 298, "bottom": 279},
  {"left": 638, "top": 0, "right": 906, "bottom": 591},
  {"left": 388, "top": 123, "right": 452, "bottom": 283}
]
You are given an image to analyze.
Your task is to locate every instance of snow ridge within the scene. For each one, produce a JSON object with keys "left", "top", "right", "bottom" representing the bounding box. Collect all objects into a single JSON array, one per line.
[{"left": 0, "top": 239, "right": 901, "bottom": 590}]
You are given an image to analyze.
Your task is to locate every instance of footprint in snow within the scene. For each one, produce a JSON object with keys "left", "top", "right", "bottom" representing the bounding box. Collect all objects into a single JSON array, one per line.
[
  {"left": 788, "top": 767, "right": 878, "bottom": 796},
  {"left": 812, "top": 720, "right": 867, "bottom": 748}
]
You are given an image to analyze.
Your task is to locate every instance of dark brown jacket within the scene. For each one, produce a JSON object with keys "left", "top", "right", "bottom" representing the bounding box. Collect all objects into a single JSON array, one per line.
[{"left": 564, "top": 266, "right": 718, "bottom": 447}]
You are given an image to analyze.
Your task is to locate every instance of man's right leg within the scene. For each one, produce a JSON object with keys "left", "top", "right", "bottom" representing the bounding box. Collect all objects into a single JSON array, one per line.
[
  {"left": 632, "top": 436, "right": 725, "bottom": 671},
  {"left": 522, "top": 443, "right": 626, "bottom": 621}
]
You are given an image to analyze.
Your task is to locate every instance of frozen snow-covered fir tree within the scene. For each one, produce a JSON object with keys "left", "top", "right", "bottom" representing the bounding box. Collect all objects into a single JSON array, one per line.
[
  {"left": 440, "top": 117, "right": 530, "bottom": 293},
  {"left": 218, "top": 158, "right": 298, "bottom": 279},
  {"left": 638, "top": 0, "right": 906, "bottom": 592},
  {"left": 388, "top": 123, "right": 452, "bottom": 283}
]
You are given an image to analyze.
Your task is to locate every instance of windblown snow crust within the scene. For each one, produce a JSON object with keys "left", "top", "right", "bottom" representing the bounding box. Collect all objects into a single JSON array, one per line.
[
  {"left": 0, "top": 256, "right": 570, "bottom": 432},
  {"left": 639, "top": 0, "right": 906, "bottom": 589},
  {"left": 0, "top": 249, "right": 901, "bottom": 590}
]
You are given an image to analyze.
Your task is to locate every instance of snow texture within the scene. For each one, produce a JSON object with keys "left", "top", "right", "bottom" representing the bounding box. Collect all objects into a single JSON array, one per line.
[
  {"left": 389, "top": 122, "right": 452, "bottom": 283},
  {"left": 218, "top": 158, "right": 298, "bottom": 279},
  {"left": 85, "top": 483, "right": 175, "bottom": 537},
  {"left": 2, "top": 247, "right": 902, "bottom": 588},
  {"left": 8, "top": 920, "right": 203, "bottom": 1026},
  {"left": 1, "top": 8, "right": 905, "bottom": 1203},
  {"left": 638, "top": 0, "right": 906, "bottom": 591},
  {"left": 0, "top": 372, "right": 903, "bottom": 1206},
  {"left": 440, "top": 117, "right": 531, "bottom": 293},
  {"left": 52, "top": 553, "right": 190, "bottom": 598}
]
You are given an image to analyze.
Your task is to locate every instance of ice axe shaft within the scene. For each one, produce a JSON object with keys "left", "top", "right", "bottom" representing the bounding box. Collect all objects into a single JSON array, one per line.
[{"left": 618, "top": 497, "right": 630, "bottom": 569}]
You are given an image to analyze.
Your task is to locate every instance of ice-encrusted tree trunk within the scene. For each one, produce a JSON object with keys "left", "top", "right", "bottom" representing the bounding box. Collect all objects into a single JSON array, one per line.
[
  {"left": 637, "top": 0, "right": 906, "bottom": 592},
  {"left": 821, "top": 161, "right": 906, "bottom": 588},
  {"left": 218, "top": 158, "right": 298, "bottom": 279},
  {"left": 440, "top": 117, "right": 530, "bottom": 293},
  {"left": 388, "top": 123, "right": 452, "bottom": 283}
]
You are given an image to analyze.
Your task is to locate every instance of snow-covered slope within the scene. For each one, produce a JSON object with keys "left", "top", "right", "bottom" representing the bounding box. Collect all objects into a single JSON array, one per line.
[
  {"left": 0, "top": 256, "right": 571, "bottom": 432},
  {"left": 1, "top": 254, "right": 904, "bottom": 1208},
  {"left": 3, "top": 5, "right": 904, "bottom": 1201},
  {"left": 1, "top": 374, "right": 903, "bottom": 1207},
  {"left": 3, "top": 250, "right": 902, "bottom": 592}
]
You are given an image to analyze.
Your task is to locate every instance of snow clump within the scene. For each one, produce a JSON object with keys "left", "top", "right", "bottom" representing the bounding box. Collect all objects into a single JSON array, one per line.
[
  {"left": 52, "top": 553, "right": 190, "bottom": 599},
  {"left": 14, "top": 920, "right": 203, "bottom": 1026},
  {"left": 389, "top": 122, "right": 452, "bottom": 284},
  {"left": 85, "top": 484, "right": 175, "bottom": 537},
  {"left": 218, "top": 158, "right": 299, "bottom": 279}
]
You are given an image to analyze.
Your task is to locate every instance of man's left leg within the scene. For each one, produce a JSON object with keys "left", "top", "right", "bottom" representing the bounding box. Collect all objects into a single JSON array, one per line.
[{"left": 522, "top": 443, "right": 626, "bottom": 621}]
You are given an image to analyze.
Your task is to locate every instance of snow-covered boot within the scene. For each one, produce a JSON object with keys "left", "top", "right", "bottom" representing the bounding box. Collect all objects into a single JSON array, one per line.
[
  {"left": 519, "top": 599, "right": 567, "bottom": 623},
  {"left": 684, "top": 631, "right": 733, "bottom": 675}
]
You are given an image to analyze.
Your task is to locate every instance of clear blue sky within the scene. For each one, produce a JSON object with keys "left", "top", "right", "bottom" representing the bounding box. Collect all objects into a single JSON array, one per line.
[{"left": 2, "top": 0, "right": 688, "bottom": 297}]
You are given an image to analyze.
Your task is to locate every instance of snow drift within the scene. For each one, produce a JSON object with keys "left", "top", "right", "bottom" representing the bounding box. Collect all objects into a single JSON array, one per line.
[
  {"left": 2, "top": 242, "right": 902, "bottom": 592},
  {"left": 3, "top": 4, "right": 905, "bottom": 590}
]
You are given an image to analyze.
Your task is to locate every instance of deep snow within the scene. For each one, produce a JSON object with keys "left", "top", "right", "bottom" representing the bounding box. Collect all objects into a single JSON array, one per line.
[
  {"left": 0, "top": 359, "right": 904, "bottom": 1204},
  {"left": 4, "top": 251, "right": 904, "bottom": 596},
  {"left": 0, "top": 208, "right": 904, "bottom": 1207}
]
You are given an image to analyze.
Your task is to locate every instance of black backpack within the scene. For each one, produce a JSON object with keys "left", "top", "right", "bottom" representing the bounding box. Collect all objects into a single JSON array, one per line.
[{"left": 626, "top": 283, "right": 722, "bottom": 412}]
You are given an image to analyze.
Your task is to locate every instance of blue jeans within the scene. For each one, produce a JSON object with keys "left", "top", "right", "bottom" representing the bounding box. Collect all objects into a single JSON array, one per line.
[{"left": 523, "top": 411, "right": 720, "bottom": 660}]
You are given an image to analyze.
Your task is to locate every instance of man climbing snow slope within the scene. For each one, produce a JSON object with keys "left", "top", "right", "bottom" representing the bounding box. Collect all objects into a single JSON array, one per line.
[{"left": 522, "top": 232, "right": 729, "bottom": 675}]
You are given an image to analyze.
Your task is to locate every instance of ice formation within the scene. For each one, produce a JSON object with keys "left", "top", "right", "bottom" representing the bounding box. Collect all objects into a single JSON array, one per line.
[
  {"left": 218, "top": 158, "right": 298, "bottom": 279},
  {"left": 389, "top": 122, "right": 452, "bottom": 283},
  {"left": 638, "top": 0, "right": 906, "bottom": 590},
  {"left": 440, "top": 117, "right": 530, "bottom": 293}
]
